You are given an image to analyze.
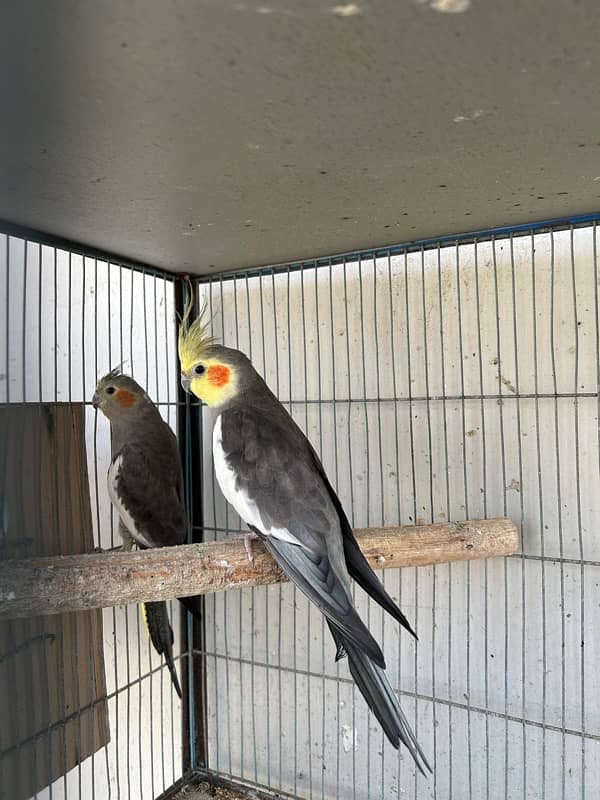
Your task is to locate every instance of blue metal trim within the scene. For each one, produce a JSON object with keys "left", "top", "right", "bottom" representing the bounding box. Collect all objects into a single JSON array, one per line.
[{"left": 197, "top": 212, "right": 600, "bottom": 282}]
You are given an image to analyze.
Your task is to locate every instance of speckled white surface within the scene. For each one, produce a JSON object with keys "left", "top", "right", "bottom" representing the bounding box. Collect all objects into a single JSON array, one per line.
[{"left": 2, "top": 1, "right": 600, "bottom": 272}]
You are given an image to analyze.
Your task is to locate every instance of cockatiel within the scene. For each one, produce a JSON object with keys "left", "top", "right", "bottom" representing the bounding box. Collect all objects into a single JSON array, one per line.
[
  {"left": 178, "top": 306, "right": 431, "bottom": 774},
  {"left": 93, "top": 368, "right": 190, "bottom": 698}
]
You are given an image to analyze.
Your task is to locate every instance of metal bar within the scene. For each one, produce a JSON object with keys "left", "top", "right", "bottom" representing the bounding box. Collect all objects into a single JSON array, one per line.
[
  {"left": 0, "top": 220, "right": 176, "bottom": 279},
  {"left": 175, "top": 277, "right": 208, "bottom": 774}
]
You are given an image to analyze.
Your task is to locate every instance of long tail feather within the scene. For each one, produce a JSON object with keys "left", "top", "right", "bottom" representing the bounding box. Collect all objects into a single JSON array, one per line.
[
  {"left": 327, "top": 621, "right": 431, "bottom": 775},
  {"left": 142, "top": 601, "right": 182, "bottom": 699}
]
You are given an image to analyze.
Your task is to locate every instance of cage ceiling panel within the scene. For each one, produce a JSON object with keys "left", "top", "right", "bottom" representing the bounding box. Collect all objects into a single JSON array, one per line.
[{"left": 1, "top": 0, "right": 600, "bottom": 273}]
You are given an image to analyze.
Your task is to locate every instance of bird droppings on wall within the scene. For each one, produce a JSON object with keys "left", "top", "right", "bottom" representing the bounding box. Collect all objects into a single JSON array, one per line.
[
  {"left": 429, "top": 0, "right": 471, "bottom": 12},
  {"left": 331, "top": 4, "right": 362, "bottom": 17},
  {"left": 453, "top": 109, "right": 486, "bottom": 122}
]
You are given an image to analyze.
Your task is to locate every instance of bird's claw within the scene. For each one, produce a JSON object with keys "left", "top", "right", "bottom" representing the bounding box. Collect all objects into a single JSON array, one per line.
[
  {"left": 228, "top": 531, "right": 259, "bottom": 563},
  {"left": 243, "top": 532, "right": 258, "bottom": 563}
]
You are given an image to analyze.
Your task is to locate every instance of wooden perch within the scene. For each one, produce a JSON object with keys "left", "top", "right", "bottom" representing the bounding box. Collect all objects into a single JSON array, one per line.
[{"left": 0, "top": 518, "right": 518, "bottom": 620}]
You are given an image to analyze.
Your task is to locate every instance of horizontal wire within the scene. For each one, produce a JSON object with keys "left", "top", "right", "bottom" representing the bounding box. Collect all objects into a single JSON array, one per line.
[{"left": 191, "top": 649, "right": 600, "bottom": 742}]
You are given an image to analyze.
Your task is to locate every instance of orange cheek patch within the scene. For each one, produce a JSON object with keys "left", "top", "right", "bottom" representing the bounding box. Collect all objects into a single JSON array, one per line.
[
  {"left": 116, "top": 389, "right": 138, "bottom": 408},
  {"left": 207, "top": 364, "right": 231, "bottom": 387}
]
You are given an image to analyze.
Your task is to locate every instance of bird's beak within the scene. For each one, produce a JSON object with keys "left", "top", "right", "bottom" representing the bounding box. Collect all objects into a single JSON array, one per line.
[
  {"left": 180, "top": 374, "right": 192, "bottom": 394},
  {"left": 92, "top": 391, "right": 101, "bottom": 409}
]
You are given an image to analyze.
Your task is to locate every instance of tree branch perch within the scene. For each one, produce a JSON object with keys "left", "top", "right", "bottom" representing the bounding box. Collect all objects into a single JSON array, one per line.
[{"left": 0, "top": 518, "right": 518, "bottom": 620}]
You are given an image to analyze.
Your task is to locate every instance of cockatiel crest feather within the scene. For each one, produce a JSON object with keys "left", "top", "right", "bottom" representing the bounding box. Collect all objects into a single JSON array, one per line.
[{"left": 177, "top": 286, "right": 216, "bottom": 372}]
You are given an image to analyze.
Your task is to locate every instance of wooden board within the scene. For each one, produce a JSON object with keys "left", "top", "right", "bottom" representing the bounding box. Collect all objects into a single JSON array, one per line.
[{"left": 0, "top": 404, "right": 108, "bottom": 799}]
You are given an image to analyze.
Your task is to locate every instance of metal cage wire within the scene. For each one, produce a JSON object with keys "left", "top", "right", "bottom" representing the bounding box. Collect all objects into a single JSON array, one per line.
[
  {"left": 1, "top": 240, "right": 184, "bottom": 800},
  {"left": 1, "top": 216, "right": 599, "bottom": 800}
]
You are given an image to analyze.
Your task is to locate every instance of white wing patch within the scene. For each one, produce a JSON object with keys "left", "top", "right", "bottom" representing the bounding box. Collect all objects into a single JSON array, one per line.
[
  {"left": 108, "top": 453, "right": 155, "bottom": 549},
  {"left": 213, "top": 414, "right": 305, "bottom": 547}
]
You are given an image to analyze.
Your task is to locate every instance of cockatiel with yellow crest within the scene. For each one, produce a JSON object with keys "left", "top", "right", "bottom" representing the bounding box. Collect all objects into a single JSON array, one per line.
[
  {"left": 93, "top": 368, "right": 199, "bottom": 699},
  {"left": 177, "top": 300, "right": 431, "bottom": 774}
]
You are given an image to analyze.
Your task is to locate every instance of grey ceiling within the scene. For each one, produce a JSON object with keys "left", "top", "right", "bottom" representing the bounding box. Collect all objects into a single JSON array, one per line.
[{"left": 1, "top": 0, "right": 599, "bottom": 274}]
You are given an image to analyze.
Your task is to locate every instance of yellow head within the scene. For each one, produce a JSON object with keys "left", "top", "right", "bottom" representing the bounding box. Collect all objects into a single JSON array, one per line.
[{"left": 178, "top": 298, "right": 240, "bottom": 407}]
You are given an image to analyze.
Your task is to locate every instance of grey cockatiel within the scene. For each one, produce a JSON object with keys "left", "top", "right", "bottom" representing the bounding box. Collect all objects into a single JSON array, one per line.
[
  {"left": 178, "top": 308, "right": 431, "bottom": 774},
  {"left": 93, "top": 368, "right": 196, "bottom": 699}
]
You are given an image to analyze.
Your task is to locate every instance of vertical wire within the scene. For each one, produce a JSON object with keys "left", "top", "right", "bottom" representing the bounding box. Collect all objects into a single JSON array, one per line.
[
  {"left": 371, "top": 253, "right": 388, "bottom": 799},
  {"left": 473, "top": 242, "right": 490, "bottom": 800},
  {"left": 419, "top": 247, "right": 436, "bottom": 795},
  {"left": 312, "top": 263, "right": 326, "bottom": 800},
  {"left": 243, "top": 272, "right": 259, "bottom": 787},
  {"left": 569, "top": 226, "right": 585, "bottom": 799},
  {"left": 491, "top": 237, "right": 509, "bottom": 800},
  {"left": 223, "top": 277, "right": 234, "bottom": 778},
  {"left": 92, "top": 256, "right": 113, "bottom": 799},
  {"left": 454, "top": 241, "right": 472, "bottom": 798},
  {"left": 327, "top": 257, "right": 342, "bottom": 800},
  {"left": 77, "top": 254, "right": 87, "bottom": 800},
  {"left": 107, "top": 258, "right": 122, "bottom": 800},
  {"left": 341, "top": 257, "right": 357, "bottom": 800},
  {"left": 257, "top": 274, "right": 271, "bottom": 790},
  {"left": 221, "top": 275, "right": 233, "bottom": 777},
  {"left": 84, "top": 256, "right": 99, "bottom": 800},
  {"left": 54, "top": 247, "right": 71, "bottom": 797},
  {"left": 285, "top": 264, "right": 298, "bottom": 796},
  {"left": 189, "top": 276, "right": 203, "bottom": 770},
  {"left": 508, "top": 234, "right": 527, "bottom": 800},
  {"left": 208, "top": 280, "right": 221, "bottom": 775},
  {"left": 530, "top": 231, "right": 548, "bottom": 798},
  {"left": 21, "top": 239, "right": 39, "bottom": 799},
  {"left": 285, "top": 265, "right": 299, "bottom": 799},
  {"left": 163, "top": 275, "right": 177, "bottom": 784},
  {"left": 356, "top": 255, "right": 370, "bottom": 792},
  {"left": 590, "top": 220, "right": 600, "bottom": 799},
  {"left": 163, "top": 274, "right": 177, "bottom": 789},
  {"left": 436, "top": 243, "right": 452, "bottom": 798},
  {"left": 54, "top": 244, "right": 67, "bottom": 797},
  {"left": 36, "top": 243, "right": 53, "bottom": 799},
  {"left": 5, "top": 235, "right": 24, "bottom": 791},
  {"left": 357, "top": 255, "right": 373, "bottom": 799},
  {"left": 402, "top": 249, "right": 420, "bottom": 792},
  {"left": 232, "top": 276, "right": 245, "bottom": 784},
  {"left": 299, "top": 263, "right": 314, "bottom": 799},
  {"left": 132, "top": 270, "right": 144, "bottom": 800},
  {"left": 31, "top": 242, "right": 42, "bottom": 800},
  {"left": 153, "top": 273, "right": 168, "bottom": 795},
  {"left": 141, "top": 269, "right": 155, "bottom": 800},
  {"left": 271, "top": 268, "right": 284, "bottom": 796},
  {"left": 71, "top": 248, "right": 85, "bottom": 800},
  {"left": 65, "top": 248, "right": 74, "bottom": 798},
  {"left": 41, "top": 246, "right": 57, "bottom": 800},
  {"left": 386, "top": 252, "right": 406, "bottom": 797},
  {"left": 549, "top": 231, "right": 567, "bottom": 800},
  {"left": 120, "top": 263, "right": 133, "bottom": 800}
]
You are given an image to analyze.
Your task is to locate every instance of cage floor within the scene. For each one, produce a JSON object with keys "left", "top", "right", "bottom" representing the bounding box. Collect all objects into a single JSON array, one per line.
[
  {"left": 170, "top": 778, "right": 284, "bottom": 800},
  {"left": 170, "top": 782, "right": 245, "bottom": 800}
]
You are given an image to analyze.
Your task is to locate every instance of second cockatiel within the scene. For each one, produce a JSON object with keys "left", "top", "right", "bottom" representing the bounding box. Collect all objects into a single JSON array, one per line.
[
  {"left": 93, "top": 369, "right": 188, "bottom": 698},
  {"left": 178, "top": 306, "right": 431, "bottom": 774}
]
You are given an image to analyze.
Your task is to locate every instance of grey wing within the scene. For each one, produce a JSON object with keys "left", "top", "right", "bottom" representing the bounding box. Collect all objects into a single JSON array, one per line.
[
  {"left": 221, "top": 405, "right": 386, "bottom": 669},
  {"left": 110, "top": 443, "right": 187, "bottom": 549}
]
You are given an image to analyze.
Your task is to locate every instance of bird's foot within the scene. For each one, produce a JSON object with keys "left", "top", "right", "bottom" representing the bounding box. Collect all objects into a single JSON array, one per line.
[
  {"left": 91, "top": 544, "right": 126, "bottom": 554},
  {"left": 228, "top": 531, "right": 259, "bottom": 563}
]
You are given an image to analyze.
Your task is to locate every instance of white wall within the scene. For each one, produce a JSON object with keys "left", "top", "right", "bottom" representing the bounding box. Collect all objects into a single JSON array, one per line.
[
  {"left": 1, "top": 236, "right": 183, "bottom": 800},
  {"left": 198, "top": 226, "right": 600, "bottom": 800}
]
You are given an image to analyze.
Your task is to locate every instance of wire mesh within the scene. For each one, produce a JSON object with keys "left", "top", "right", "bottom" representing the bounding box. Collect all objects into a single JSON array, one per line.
[
  {"left": 0, "top": 233, "right": 185, "bottom": 800},
  {"left": 195, "top": 222, "right": 600, "bottom": 800},
  {"left": 1, "top": 217, "right": 599, "bottom": 800}
]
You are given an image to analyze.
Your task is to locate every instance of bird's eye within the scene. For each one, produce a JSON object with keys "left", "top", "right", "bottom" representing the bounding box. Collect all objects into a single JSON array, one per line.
[
  {"left": 194, "top": 364, "right": 205, "bottom": 375},
  {"left": 106, "top": 386, "right": 116, "bottom": 395}
]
